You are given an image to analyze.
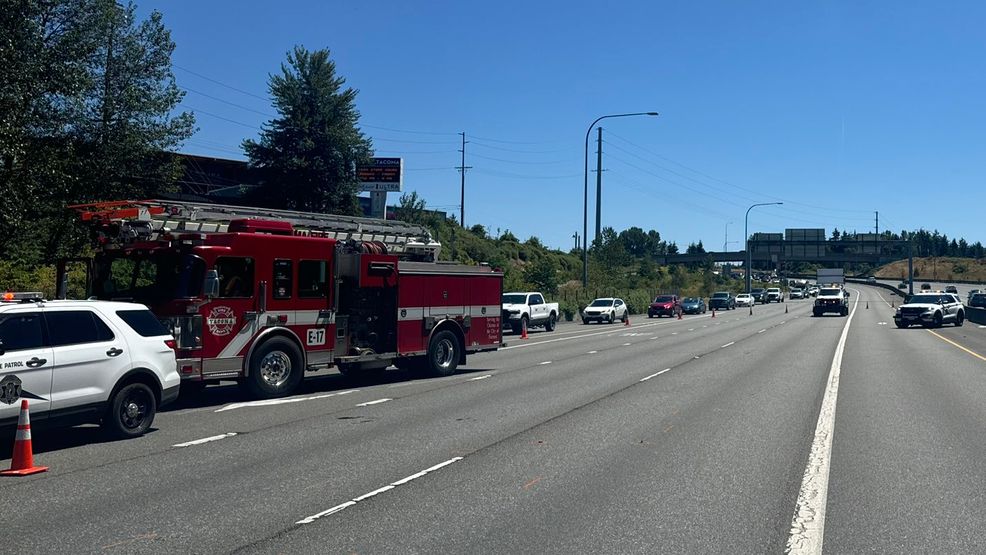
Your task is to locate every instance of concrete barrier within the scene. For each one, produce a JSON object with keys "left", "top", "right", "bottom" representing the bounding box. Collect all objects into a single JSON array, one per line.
[
  {"left": 844, "top": 278, "right": 907, "bottom": 298},
  {"left": 964, "top": 307, "right": 986, "bottom": 325}
]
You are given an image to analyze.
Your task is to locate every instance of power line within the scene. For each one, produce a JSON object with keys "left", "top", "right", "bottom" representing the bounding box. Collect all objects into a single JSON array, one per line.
[
  {"left": 469, "top": 151, "right": 570, "bottom": 165},
  {"left": 470, "top": 141, "right": 569, "bottom": 154},
  {"left": 605, "top": 130, "right": 876, "bottom": 215},
  {"left": 471, "top": 168, "right": 579, "bottom": 180},
  {"left": 180, "top": 104, "right": 260, "bottom": 129},
  {"left": 174, "top": 64, "right": 270, "bottom": 101},
  {"left": 181, "top": 85, "right": 275, "bottom": 117},
  {"left": 603, "top": 138, "right": 875, "bottom": 223}
]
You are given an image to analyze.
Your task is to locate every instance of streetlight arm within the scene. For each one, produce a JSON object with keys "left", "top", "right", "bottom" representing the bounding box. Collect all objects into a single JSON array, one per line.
[
  {"left": 582, "top": 111, "right": 659, "bottom": 286},
  {"left": 744, "top": 202, "right": 783, "bottom": 294}
]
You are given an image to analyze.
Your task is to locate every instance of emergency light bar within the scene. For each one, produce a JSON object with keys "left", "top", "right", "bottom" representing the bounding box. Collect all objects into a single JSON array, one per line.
[{"left": 2, "top": 292, "right": 44, "bottom": 302}]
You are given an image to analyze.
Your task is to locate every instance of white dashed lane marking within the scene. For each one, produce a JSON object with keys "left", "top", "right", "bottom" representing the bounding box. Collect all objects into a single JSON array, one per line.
[
  {"left": 173, "top": 433, "right": 237, "bottom": 448},
  {"left": 355, "top": 398, "right": 392, "bottom": 407},
  {"left": 296, "top": 457, "right": 464, "bottom": 524},
  {"left": 640, "top": 368, "right": 671, "bottom": 382}
]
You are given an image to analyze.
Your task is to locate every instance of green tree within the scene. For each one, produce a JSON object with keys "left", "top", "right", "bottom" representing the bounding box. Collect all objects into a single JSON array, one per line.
[
  {"left": 395, "top": 191, "right": 427, "bottom": 223},
  {"left": 618, "top": 226, "right": 651, "bottom": 257},
  {"left": 523, "top": 257, "right": 558, "bottom": 294},
  {"left": 0, "top": 0, "right": 193, "bottom": 264},
  {"left": 244, "top": 46, "right": 372, "bottom": 214}
]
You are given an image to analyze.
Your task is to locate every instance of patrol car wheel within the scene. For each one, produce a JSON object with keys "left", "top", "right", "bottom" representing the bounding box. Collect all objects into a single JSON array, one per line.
[
  {"left": 245, "top": 337, "right": 303, "bottom": 399},
  {"left": 426, "top": 330, "right": 459, "bottom": 377},
  {"left": 105, "top": 382, "right": 156, "bottom": 439},
  {"left": 545, "top": 313, "right": 557, "bottom": 332},
  {"left": 955, "top": 312, "right": 964, "bottom": 327}
]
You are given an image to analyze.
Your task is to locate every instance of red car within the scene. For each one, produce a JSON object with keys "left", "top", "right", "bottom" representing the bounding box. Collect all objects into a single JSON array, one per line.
[{"left": 648, "top": 295, "right": 680, "bottom": 318}]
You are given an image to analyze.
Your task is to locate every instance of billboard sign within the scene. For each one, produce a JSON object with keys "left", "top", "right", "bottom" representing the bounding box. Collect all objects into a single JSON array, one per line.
[{"left": 358, "top": 157, "right": 403, "bottom": 192}]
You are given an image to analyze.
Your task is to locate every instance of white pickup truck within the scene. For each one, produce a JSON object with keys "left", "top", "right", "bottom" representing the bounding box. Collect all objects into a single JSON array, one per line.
[{"left": 501, "top": 292, "right": 559, "bottom": 334}]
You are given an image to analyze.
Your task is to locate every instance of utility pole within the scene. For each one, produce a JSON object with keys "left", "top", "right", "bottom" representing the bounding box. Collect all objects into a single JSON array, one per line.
[
  {"left": 456, "top": 132, "right": 471, "bottom": 227},
  {"left": 875, "top": 210, "right": 879, "bottom": 263},
  {"left": 594, "top": 127, "right": 604, "bottom": 246},
  {"left": 573, "top": 232, "right": 580, "bottom": 251}
]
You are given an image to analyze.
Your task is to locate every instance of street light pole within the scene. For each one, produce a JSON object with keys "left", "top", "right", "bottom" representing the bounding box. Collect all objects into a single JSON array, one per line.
[
  {"left": 745, "top": 202, "right": 783, "bottom": 294},
  {"left": 582, "top": 111, "right": 659, "bottom": 286},
  {"left": 724, "top": 221, "right": 733, "bottom": 253}
]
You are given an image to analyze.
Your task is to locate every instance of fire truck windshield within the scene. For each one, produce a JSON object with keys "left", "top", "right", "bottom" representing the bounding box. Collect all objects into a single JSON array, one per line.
[{"left": 92, "top": 252, "right": 205, "bottom": 302}]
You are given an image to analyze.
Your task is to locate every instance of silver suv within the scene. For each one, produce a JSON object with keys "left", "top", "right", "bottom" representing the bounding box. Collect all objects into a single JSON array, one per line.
[{"left": 0, "top": 295, "right": 179, "bottom": 438}]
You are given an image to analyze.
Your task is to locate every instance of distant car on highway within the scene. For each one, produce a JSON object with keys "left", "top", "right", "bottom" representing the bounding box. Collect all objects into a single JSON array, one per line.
[
  {"left": 921, "top": 283, "right": 932, "bottom": 291},
  {"left": 582, "top": 297, "right": 628, "bottom": 324},
  {"left": 765, "top": 288, "right": 785, "bottom": 303},
  {"left": 894, "top": 293, "right": 964, "bottom": 328},
  {"left": 867, "top": 276, "right": 877, "bottom": 283},
  {"left": 680, "top": 297, "right": 706, "bottom": 315},
  {"left": 735, "top": 293, "right": 753, "bottom": 307},
  {"left": 808, "top": 286, "right": 819, "bottom": 296},
  {"left": 898, "top": 282, "right": 907, "bottom": 290},
  {"left": 968, "top": 293, "right": 986, "bottom": 308},
  {"left": 648, "top": 295, "right": 680, "bottom": 318},
  {"left": 968, "top": 289, "right": 982, "bottom": 302},
  {"left": 945, "top": 285, "right": 958, "bottom": 294},
  {"left": 750, "top": 288, "right": 766, "bottom": 303},
  {"left": 709, "top": 291, "right": 736, "bottom": 310},
  {"left": 789, "top": 288, "right": 805, "bottom": 299},
  {"left": 813, "top": 287, "right": 849, "bottom": 317}
]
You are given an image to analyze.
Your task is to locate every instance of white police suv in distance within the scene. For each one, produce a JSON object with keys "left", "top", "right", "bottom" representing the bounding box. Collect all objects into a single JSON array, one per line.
[
  {"left": 894, "top": 292, "right": 965, "bottom": 329},
  {"left": 0, "top": 294, "right": 179, "bottom": 438}
]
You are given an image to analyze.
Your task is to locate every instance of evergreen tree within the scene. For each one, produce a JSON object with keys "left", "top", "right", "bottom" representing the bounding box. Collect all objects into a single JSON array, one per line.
[{"left": 244, "top": 46, "right": 372, "bottom": 214}]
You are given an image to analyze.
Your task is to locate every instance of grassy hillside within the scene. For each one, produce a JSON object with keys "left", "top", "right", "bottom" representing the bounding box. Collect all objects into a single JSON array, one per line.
[{"left": 874, "top": 257, "right": 986, "bottom": 283}]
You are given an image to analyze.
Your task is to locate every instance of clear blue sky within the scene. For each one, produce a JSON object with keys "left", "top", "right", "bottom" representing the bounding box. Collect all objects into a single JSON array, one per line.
[{"left": 140, "top": 0, "right": 986, "bottom": 251}]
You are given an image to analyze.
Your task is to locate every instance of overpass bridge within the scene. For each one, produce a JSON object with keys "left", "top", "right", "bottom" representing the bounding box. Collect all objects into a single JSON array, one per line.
[{"left": 659, "top": 238, "right": 909, "bottom": 267}]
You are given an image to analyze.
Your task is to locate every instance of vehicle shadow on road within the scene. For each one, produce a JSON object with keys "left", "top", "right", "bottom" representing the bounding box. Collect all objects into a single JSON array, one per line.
[
  {"left": 0, "top": 424, "right": 163, "bottom": 460},
  {"left": 163, "top": 364, "right": 497, "bottom": 413}
]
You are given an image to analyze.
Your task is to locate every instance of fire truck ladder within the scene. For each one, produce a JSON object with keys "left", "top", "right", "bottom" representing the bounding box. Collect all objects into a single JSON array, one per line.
[{"left": 70, "top": 199, "right": 442, "bottom": 260}]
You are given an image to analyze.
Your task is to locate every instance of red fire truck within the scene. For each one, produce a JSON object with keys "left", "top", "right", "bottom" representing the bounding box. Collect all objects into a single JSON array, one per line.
[{"left": 58, "top": 200, "right": 503, "bottom": 399}]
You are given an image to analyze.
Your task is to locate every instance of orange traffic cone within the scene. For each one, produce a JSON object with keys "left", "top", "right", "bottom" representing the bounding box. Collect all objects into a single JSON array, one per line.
[
  {"left": 1, "top": 400, "right": 48, "bottom": 476},
  {"left": 520, "top": 320, "right": 528, "bottom": 340},
  {"left": 711, "top": 308, "right": 716, "bottom": 318},
  {"left": 785, "top": 304, "right": 789, "bottom": 314},
  {"left": 624, "top": 314, "right": 631, "bottom": 327}
]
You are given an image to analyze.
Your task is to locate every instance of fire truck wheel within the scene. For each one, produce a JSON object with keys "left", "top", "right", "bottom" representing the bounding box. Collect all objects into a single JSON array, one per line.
[
  {"left": 104, "top": 382, "right": 157, "bottom": 438},
  {"left": 245, "top": 337, "right": 304, "bottom": 398},
  {"left": 426, "top": 330, "right": 460, "bottom": 377}
]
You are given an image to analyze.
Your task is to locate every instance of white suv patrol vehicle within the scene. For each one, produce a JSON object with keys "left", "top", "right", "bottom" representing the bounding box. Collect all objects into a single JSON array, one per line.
[
  {"left": 0, "top": 294, "right": 179, "bottom": 438},
  {"left": 894, "top": 292, "right": 965, "bottom": 328}
]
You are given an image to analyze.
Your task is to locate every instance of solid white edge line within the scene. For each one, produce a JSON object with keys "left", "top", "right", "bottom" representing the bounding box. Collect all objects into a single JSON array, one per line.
[
  {"left": 355, "top": 398, "right": 392, "bottom": 407},
  {"left": 786, "top": 290, "right": 859, "bottom": 554},
  {"left": 539, "top": 361, "right": 552, "bottom": 365},
  {"left": 468, "top": 374, "right": 492, "bottom": 381},
  {"left": 721, "top": 341, "right": 735, "bottom": 348},
  {"left": 172, "top": 432, "right": 237, "bottom": 448},
  {"left": 296, "top": 457, "right": 464, "bottom": 525}
]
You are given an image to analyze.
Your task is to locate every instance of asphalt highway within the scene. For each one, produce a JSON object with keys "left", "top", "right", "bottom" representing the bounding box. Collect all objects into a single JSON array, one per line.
[{"left": 2, "top": 286, "right": 986, "bottom": 553}]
